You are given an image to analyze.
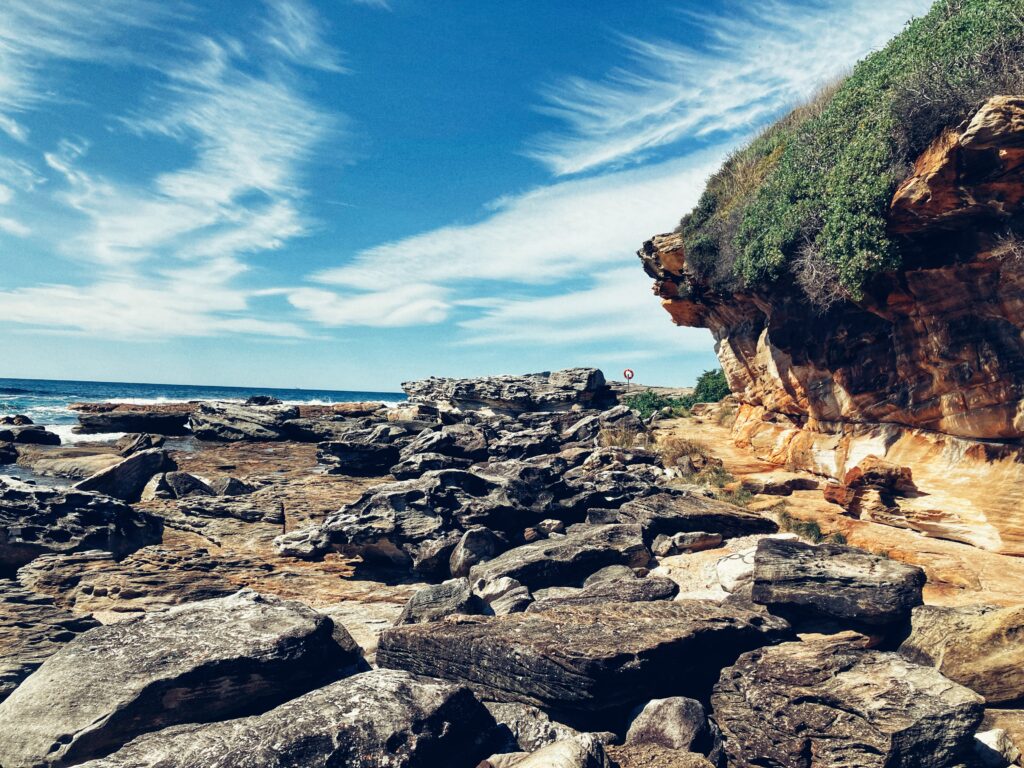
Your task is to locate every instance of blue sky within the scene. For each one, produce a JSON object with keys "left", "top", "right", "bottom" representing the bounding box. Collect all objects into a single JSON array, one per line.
[{"left": 0, "top": 0, "right": 932, "bottom": 391}]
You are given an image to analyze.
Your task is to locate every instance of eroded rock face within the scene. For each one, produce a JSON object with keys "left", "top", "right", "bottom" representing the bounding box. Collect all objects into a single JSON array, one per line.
[
  {"left": 0, "top": 589, "right": 364, "bottom": 767},
  {"left": 0, "top": 579, "right": 99, "bottom": 703},
  {"left": 639, "top": 96, "right": 1024, "bottom": 555},
  {"left": 402, "top": 368, "right": 614, "bottom": 415},
  {"left": 73, "top": 404, "right": 191, "bottom": 436},
  {"left": 75, "top": 670, "right": 499, "bottom": 768},
  {"left": 74, "top": 449, "right": 176, "bottom": 502},
  {"left": 898, "top": 604, "right": 1024, "bottom": 704},
  {"left": 751, "top": 538, "right": 925, "bottom": 627},
  {"left": 608, "top": 492, "right": 778, "bottom": 542},
  {"left": 0, "top": 478, "right": 163, "bottom": 575},
  {"left": 712, "top": 638, "right": 985, "bottom": 768},
  {"left": 377, "top": 600, "right": 790, "bottom": 714}
]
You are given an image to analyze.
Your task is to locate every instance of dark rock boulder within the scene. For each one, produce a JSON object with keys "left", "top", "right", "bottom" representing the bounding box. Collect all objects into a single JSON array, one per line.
[
  {"left": 75, "top": 408, "right": 190, "bottom": 436},
  {"left": 0, "top": 589, "right": 365, "bottom": 767},
  {"left": 751, "top": 538, "right": 925, "bottom": 627},
  {"left": 208, "top": 476, "right": 255, "bottom": 496},
  {"left": 0, "top": 478, "right": 162, "bottom": 575},
  {"left": 377, "top": 600, "right": 791, "bottom": 714},
  {"left": 527, "top": 571, "right": 678, "bottom": 610},
  {"left": 0, "top": 443, "right": 15, "bottom": 464},
  {"left": 607, "top": 492, "right": 778, "bottom": 542},
  {"left": 0, "top": 424, "right": 61, "bottom": 445},
  {"left": 74, "top": 449, "right": 176, "bottom": 502},
  {"left": 468, "top": 524, "right": 650, "bottom": 591},
  {"left": 485, "top": 701, "right": 594, "bottom": 753},
  {"left": 75, "top": 670, "right": 499, "bottom": 768},
  {"left": 0, "top": 414, "right": 32, "bottom": 425},
  {"left": 396, "top": 577, "right": 483, "bottom": 625},
  {"left": 113, "top": 433, "right": 165, "bottom": 456},
  {"left": 488, "top": 425, "right": 561, "bottom": 460},
  {"left": 188, "top": 402, "right": 300, "bottom": 442},
  {"left": 0, "top": 579, "right": 99, "bottom": 703},
  {"left": 651, "top": 531, "right": 723, "bottom": 556},
  {"left": 390, "top": 451, "right": 473, "bottom": 480},
  {"left": 712, "top": 637, "right": 985, "bottom": 768},
  {"left": 163, "top": 471, "right": 214, "bottom": 499},
  {"left": 402, "top": 368, "right": 614, "bottom": 415},
  {"left": 316, "top": 423, "right": 419, "bottom": 475},
  {"left": 244, "top": 395, "right": 282, "bottom": 406}
]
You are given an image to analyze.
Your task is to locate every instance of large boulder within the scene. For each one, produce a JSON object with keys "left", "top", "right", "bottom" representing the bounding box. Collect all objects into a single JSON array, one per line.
[
  {"left": 188, "top": 402, "right": 300, "bottom": 442},
  {"left": 712, "top": 637, "right": 985, "bottom": 768},
  {"left": 751, "top": 538, "right": 925, "bottom": 627},
  {"left": 0, "top": 589, "right": 365, "bottom": 767},
  {"left": 0, "top": 579, "right": 99, "bottom": 703},
  {"left": 468, "top": 524, "right": 650, "bottom": 591},
  {"left": 898, "top": 604, "right": 1024, "bottom": 704},
  {"left": 377, "top": 600, "right": 791, "bottom": 714},
  {"left": 0, "top": 478, "right": 163, "bottom": 575},
  {"left": 75, "top": 670, "right": 499, "bottom": 768},
  {"left": 607, "top": 492, "right": 778, "bottom": 541},
  {"left": 390, "top": 451, "right": 472, "bottom": 480},
  {"left": 527, "top": 569, "right": 678, "bottom": 610},
  {"left": 395, "top": 577, "right": 482, "bottom": 625},
  {"left": 73, "top": 449, "right": 176, "bottom": 502},
  {"left": 316, "top": 423, "right": 423, "bottom": 475},
  {"left": 74, "top": 407, "right": 190, "bottom": 436},
  {"left": 402, "top": 368, "right": 614, "bottom": 415},
  {"left": 625, "top": 697, "right": 708, "bottom": 752}
]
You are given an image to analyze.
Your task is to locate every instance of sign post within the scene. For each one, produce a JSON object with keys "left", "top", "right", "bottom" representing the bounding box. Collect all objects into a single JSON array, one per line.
[{"left": 623, "top": 368, "right": 634, "bottom": 393}]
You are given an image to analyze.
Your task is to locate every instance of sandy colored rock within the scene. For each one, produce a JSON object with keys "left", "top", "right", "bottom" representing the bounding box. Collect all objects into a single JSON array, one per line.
[
  {"left": 899, "top": 604, "right": 1024, "bottom": 703},
  {"left": 605, "top": 745, "right": 713, "bottom": 768}
]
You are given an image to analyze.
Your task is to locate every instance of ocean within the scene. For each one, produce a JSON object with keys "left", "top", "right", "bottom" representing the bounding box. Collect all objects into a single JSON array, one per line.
[{"left": 0, "top": 378, "right": 406, "bottom": 444}]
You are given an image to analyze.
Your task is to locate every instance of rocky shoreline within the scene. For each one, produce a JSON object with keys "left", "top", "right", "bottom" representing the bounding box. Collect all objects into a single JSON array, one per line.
[{"left": 0, "top": 368, "right": 1021, "bottom": 767}]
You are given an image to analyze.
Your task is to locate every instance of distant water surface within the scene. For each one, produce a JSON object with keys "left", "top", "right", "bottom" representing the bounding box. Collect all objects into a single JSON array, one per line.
[{"left": 0, "top": 377, "right": 405, "bottom": 444}]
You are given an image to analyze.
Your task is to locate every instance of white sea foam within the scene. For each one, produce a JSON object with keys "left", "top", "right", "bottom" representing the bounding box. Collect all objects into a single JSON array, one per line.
[{"left": 48, "top": 425, "right": 125, "bottom": 445}]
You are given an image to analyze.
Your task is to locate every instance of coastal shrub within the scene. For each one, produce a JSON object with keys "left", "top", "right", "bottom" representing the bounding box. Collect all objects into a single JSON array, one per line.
[
  {"left": 778, "top": 510, "right": 826, "bottom": 543},
  {"left": 690, "top": 368, "right": 730, "bottom": 404},
  {"left": 623, "top": 368, "right": 732, "bottom": 419},
  {"left": 677, "top": 0, "right": 1024, "bottom": 305},
  {"left": 622, "top": 390, "right": 688, "bottom": 420},
  {"left": 658, "top": 436, "right": 712, "bottom": 468}
]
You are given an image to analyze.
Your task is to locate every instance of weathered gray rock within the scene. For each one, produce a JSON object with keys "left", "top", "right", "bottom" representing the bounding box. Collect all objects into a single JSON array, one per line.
[
  {"left": 485, "top": 702, "right": 592, "bottom": 753},
  {"left": 488, "top": 425, "right": 561, "bottom": 460},
  {"left": 527, "top": 571, "right": 678, "bottom": 610},
  {"left": 0, "top": 424, "right": 61, "bottom": 445},
  {"left": 0, "top": 478, "right": 162, "bottom": 575},
  {"left": 74, "top": 449, "right": 176, "bottom": 502},
  {"left": 75, "top": 670, "right": 499, "bottom": 768},
  {"left": 188, "top": 402, "right": 299, "bottom": 442},
  {"left": 898, "top": 604, "right": 1024, "bottom": 704},
  {"left": 469, "top": 525, "right": 650, "bottom": 591},
  {"left": 208, "top": 476, "right": 255, "bottom": 496},
  {"left": 483, "top": 736, "right": 611, "bottom": 768},
  {"left": 474, "top": 577, "right": 533, "bottom": 615},
  {"left": 162, "top": 471, "right": 214, "bottom": 499},
  {"left": 0, "top": 589, "right": 365, "bottom": 767},
  {"left": 0, "top": 579, "right": 99, "bottom": 703},
  {"left": 403, "top": 368, "right": 614, "bottom": 415},
  {"left": 390, "top": 451, "right": 472, "bottom": 479},
  {"left": 751, "top": 538, "right": 925, "bottom": 627},
  {"left": 176, "top": 495, "right": 284, "bottom": 525},
  {"left": 652, "top": 531, "right": 723, "bottom": 556},
  {"left": 377, "top": 600, "right": 790, "bottom": 714},
  {"left": 712, "top": 637, "right": 985, "bottom": 768},
  {"left": 625, "top": 697, "right": 707, "bottom": 751},
  {"left": 608, "top": 492, "right": 778, "bottom": 541},
  {"left": 113, "top": 433, "right": 165, "bottom": 456},
  {"left": 400, "top": 422, "right": 490, "bottom": 461},
  {"left": 450, "top": 527, "right": 504, "bottom": 577},
  {"left": 317, "top": 438, "right": 401, "bottom": 476},
  {"left": 396, "top": 577, "right": 482, "bottom": 625}
]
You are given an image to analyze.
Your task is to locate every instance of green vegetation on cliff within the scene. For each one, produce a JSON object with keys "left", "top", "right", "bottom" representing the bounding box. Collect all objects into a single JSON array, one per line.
[
  {"left": 679, "top": 0, "right": 1024, "bottom": 306},
  {"left": 624, "top": 367, "right": 731, "bottom": 418}
]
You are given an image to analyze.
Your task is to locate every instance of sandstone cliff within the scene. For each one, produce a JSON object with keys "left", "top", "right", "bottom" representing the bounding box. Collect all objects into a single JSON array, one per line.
[{"left": 641, "top": 96, "right": 1024, "bottom": 555}]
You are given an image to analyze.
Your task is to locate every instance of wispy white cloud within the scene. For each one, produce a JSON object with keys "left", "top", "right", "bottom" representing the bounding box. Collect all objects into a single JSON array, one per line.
[
  {"left": 350, "top": 0, "right": 392, "bottom": 10},
  {"left": 458, "top": 267, "right": 712, "bottom": 349},
  {"left": 288, "top": 283, "right": 450, "bottom": 327},
  {"left": 0, "top": 216, "right": 29, "bottom": 237},
  {"left": 525, "top": 0, "right": 933, "bottom": 175},
  {"left": 261, "top": 0, "right": 347, "bottom": 72}
]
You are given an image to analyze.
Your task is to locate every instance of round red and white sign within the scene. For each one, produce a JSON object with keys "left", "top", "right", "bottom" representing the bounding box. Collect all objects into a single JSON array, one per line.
[{"left": 623, "top": 368, "right": 634, "bottom": 380}]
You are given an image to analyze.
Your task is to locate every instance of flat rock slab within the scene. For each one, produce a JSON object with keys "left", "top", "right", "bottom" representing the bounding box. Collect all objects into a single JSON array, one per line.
[
  {"left": 76, "top": 670, "right": 499, "bottom": 768},
  {"left": 188, "top": 402, "right": 300, "bottom": 442},
  {"left": 610, "top": 493, "right": 778, "bottom": 540},
  {"left": 0, "top": 579, "right": 99, "bottom": 703},
  {"left": 0, "top": 589, "right": 364, "bottom": 767},
  {"left": 468, "top": 524, "right": 650, "bottom": 591},
  {"left": 752, "top": 537, "right": 925, "bottom": 626},
  {"left": 899, "top": 604, "right": 1024, "bottom": 703},
  {"left": 377, "top": 600, "right": 790, "bottom": 714},
  {"left": 712, "top": 638, "right": 985, "bottom": 768},
  {"left": 0, "top": 478, "right": 163, "bottom": 575}
]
